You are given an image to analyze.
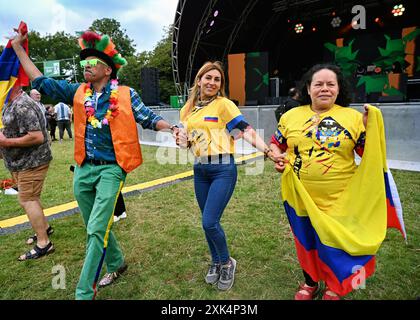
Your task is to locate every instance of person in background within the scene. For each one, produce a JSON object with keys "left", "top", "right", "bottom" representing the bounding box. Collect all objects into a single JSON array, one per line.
[
  {"left": 0, "top": 85, "right": 54, "bottom": 260},
  {"left": 45, "top": 105, "right": 57, "bottom": 141},
  {"left": 54, "top": 101, "right": 73, "bottom": 142},
  {"left": 30, "top": 89, "right": 48, "bottom": 124},
  {"left": 275, "top": 87, "right": 301, "bottom": 123}
]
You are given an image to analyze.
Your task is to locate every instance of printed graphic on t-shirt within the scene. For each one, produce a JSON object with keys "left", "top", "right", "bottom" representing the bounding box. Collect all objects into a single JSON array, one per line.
[{"left": 297, "top": 115, "right": 353, "bottom": 177}]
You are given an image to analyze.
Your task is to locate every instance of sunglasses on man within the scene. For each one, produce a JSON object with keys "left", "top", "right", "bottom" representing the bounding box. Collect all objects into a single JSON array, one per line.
[{"left": 80, "top": 58, "right": 109, "bottom": 68}]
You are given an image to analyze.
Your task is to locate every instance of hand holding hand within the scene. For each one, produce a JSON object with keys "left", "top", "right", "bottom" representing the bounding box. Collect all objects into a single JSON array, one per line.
[
  {"left": 174, "top": 127, "right": 189, "bottom": 149},
  {"left": 274, "top": 152, "right": 288, "bottom": 173},
  {"left": 264, "top": 149, "right": 280, "bottom": 163}
]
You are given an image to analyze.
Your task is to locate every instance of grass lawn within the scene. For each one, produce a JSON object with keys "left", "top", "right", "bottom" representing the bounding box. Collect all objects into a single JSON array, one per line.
[{"left": 0, "top": 138, "right": 419, "bottom": 300}]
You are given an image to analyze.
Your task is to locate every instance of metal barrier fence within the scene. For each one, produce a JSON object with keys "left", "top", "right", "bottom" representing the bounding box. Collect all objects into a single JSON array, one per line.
[{"left": 140, "top": 103, "right": 420, "bottom": 165}]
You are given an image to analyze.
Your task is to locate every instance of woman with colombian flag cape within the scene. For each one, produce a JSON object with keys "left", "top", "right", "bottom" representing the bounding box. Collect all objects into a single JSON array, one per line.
[{"left": 269, "top": 64, "right": 406, "bottom": 300}]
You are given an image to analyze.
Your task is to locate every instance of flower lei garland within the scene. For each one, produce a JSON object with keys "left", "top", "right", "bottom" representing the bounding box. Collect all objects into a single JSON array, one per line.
[{"left": 84, "top": 79, "right": 119, "bottom": 128}]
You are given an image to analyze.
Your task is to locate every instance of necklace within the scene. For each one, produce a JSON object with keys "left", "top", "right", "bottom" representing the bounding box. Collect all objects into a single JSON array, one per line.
[
  {"left": 197, "top": 95, "right": 217, "bottom": 108},
  {"left": 84, "top": 79, "right": 119, "bottom": 128}
]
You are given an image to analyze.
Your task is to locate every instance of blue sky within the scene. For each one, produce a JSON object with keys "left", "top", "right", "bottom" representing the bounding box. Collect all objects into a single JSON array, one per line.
[{"left": 0, "top": 0, "right": 178, "bottom": 52}]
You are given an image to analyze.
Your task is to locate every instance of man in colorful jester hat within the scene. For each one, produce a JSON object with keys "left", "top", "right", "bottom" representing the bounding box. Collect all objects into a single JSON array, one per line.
[{"left": 10, "top": 29, "right": 179, "bottom": 300}]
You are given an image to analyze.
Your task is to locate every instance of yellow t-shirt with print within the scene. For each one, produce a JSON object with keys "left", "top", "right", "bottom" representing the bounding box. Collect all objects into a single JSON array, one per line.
[
  {"left": 180, "top": 97, "right": 245, "bottom": 157},
  {"left": 275, "top": 104, "right": 365, "bottom": 211}
]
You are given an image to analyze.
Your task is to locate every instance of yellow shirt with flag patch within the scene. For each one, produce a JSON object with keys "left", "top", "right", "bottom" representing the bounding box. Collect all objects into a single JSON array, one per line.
[
  {"left": 276, "top": 104, "right": 365, "bottom": 211},
  {"left": 280, "top": 105, "right": 390, "bottom": 255},
  {"left": 180, "top": 97, "right": 244, "bottom": 157}
]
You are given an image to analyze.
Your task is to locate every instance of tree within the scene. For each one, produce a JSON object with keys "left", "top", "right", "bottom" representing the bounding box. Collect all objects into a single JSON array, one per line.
[
  {"left": 28, "top": 31, "right": 81, "bottom": 82},
  {"left": 90, "top": 18, "right": 136, "bottom": 58}
]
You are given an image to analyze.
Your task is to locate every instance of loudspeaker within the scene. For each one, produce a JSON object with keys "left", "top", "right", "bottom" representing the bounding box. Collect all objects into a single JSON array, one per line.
[
  {"left": 140, "top": 67, "right": 160, "bottom": 105},
  {"left": 407, "top": 78, "right": 420, "bottom": 101}
]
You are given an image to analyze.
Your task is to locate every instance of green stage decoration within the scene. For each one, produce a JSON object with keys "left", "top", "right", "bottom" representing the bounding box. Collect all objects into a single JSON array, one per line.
[{"left": 324, "top": 39, "right": 359, "bottom": 77}]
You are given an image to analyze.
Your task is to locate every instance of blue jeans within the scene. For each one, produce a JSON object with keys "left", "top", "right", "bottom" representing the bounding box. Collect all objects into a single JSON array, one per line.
[{"left": 193, "top": 155, "right": 237, "bottom": 264}]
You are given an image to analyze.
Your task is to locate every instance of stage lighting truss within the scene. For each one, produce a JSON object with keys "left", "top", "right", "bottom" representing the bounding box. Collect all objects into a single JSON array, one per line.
[
  {"left": 295, "top": 23, "right": 304, "bottom": 33},
  {"left": 392, "top": 4, "right": 405, "bottom": 16},
  {"left": 331, "top": 16, "right": 342, "bottom": 28}
]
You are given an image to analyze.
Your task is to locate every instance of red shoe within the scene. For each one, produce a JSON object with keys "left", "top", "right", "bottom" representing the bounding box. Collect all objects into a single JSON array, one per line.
[
  {"left": 294, "top": 283, "right": 319, "bottom": 300},
  {"left": 322, "top": 288, "right": 340, "bottom": 300}
]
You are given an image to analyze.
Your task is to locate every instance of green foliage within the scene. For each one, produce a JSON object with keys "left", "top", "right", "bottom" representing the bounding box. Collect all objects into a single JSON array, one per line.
[
  {"left": 324, "top": 39, "right": 359, "bottom": 77},
  {"left": 375, "top": 35, "right": 406, "bottom": 71},
  {"left": 356, "top": 74, "right": 405, "bottom": 97},
  {"left": 27, "top": 31, "right": 81, "bottom": 83},
  {"left": 89, "top": 18, "right": 136, "bottom": 58},
  {"left": 28, "top": 31, "right": 79, "bottom": 62},
  {"left": 5, "top": 20, "right": 176, "bottom": 105},
  {"left": 99, "top": 23, "right": 176, "bottom": 103},
  {"left": 333, "top": 30, "right": 420, "bottom": 96},
  {"left": 383, "top": 86, "right": 405, "bottom": 97},
  {"left": 357, "top": 75, "right": 388, "bottom": 94}
]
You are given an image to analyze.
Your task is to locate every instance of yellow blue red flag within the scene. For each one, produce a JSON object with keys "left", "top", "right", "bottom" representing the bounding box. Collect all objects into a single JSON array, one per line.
[
  {"left": 281, "top": 105, "right": 406, "bottom": 296},
  {"left": 0, "top": 21, "right": 29, "bottom": 128}
]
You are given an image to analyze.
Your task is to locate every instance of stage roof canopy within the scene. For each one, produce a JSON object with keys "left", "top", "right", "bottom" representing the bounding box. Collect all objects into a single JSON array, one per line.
[{"left": 172, "top": 0, "right": 418, "bottom": 97}]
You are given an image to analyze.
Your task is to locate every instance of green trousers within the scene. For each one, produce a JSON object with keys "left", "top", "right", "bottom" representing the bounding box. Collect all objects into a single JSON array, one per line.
[{"left": 74, "top": 163, "right": 126, "bottom": 300}]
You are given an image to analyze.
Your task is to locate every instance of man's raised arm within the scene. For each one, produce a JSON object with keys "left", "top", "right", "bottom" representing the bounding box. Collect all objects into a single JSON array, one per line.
[{"left": 11, "top": 30, "right": 43, "bottom": 81}]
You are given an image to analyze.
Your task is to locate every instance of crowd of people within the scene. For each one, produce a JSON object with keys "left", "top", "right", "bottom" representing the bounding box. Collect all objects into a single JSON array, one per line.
[{"left": 0, "top": 27, "right": 400, "bottom": 301}]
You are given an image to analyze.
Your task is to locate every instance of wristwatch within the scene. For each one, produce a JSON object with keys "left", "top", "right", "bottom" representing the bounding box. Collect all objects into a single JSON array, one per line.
[{"left": 169, "top": 124, "right": 178, "bottom": 131}]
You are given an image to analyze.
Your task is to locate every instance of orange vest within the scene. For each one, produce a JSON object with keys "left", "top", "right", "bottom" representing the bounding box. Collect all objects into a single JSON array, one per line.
[{"left": 73, "top": 83, "right": 143, "bottom": 173}]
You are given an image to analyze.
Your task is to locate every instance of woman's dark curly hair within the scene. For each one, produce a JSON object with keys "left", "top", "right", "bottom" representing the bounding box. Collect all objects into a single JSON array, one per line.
[{"left": 298, "top": 63, "right": 351, "bottom": 107}]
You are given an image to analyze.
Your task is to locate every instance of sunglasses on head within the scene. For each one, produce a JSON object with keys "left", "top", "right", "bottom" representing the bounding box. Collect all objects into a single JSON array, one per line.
[{"left": 80, "top": 58, "right": 109, "bottom": 68}]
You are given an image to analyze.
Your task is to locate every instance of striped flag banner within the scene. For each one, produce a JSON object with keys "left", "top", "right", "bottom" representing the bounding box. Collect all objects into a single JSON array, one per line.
[
  {"left": 0, "top": 21, "right": 29, "bottom": 128},
  {"left": 281, "top": 105, "right": 406, "bottom": 296}
]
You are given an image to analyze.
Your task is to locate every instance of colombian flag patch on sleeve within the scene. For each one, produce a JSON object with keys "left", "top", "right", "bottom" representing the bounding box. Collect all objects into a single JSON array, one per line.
[{"left": 204, "top": 117, "right": 218, "bottom": 122}]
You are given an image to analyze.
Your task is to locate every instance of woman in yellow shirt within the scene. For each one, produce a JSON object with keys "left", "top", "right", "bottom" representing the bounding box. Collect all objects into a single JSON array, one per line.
[
  {"left": 175, "top": 61, "right": 276, "bottom": 291},
  {"left": 270, "top": 64, "right": 368, "bottom": 300}
]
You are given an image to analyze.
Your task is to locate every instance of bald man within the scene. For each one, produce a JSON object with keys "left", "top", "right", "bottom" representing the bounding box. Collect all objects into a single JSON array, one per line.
[
  {"left": 30, "top": 89, "right": 48, "bottom": 127},
  {"left": 0, "top": 86, "right": 54, "bottom": 260},
  {"left": 29, "top": 89, "right": 42, "bottom": 102}
]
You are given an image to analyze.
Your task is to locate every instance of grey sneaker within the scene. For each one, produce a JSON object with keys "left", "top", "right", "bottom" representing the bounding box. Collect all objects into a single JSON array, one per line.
[
  {"left": 205, "top": 263, "right": 221, "bottom": 284},
  {"left": 98, "top": 262, "right": 128, "bottom": 288},
  {"left": 217, "top": 257, "right": 237, "bottom": 291}
]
